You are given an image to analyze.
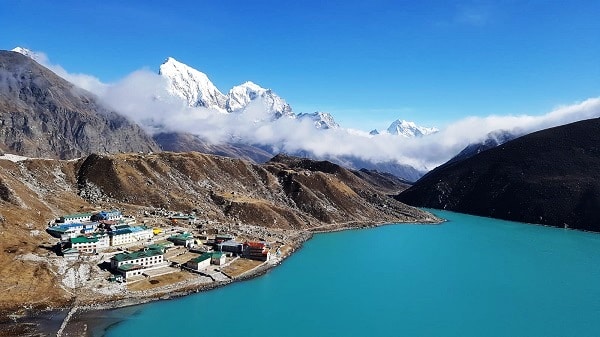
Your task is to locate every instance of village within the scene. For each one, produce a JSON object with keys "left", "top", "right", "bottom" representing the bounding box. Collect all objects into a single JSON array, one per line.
[{"left": 45, "top": 208, "right": 299, "bottom": 289}]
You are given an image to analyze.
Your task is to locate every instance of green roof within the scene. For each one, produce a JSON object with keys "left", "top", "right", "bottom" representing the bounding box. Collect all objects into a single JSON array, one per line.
[
  {"left": 63, "top": 212, "right": 93, "bottom": 219},
  {"left": 147, "top": 243, "right": 168, "bottom": 252},
  {"left": 168, "top": 233, "right": 194, "bottom": 241},
  {"left": 211, "top": 252, "right": 225, "bottom": 258},
  {"left": 70, "top": 236, "right": 98, "bottom": 244},
  {"left": 48, "top": 227, "right": 68, "bottom": 234},
  {"left": 112, "top": 248, "right": 164, "bottom": 262},
  {"left": 117, "top": 263, "right": 144, "bottom": 271},
  {"left": 190, "top": 252, "right": 213, "bottom": 263}
]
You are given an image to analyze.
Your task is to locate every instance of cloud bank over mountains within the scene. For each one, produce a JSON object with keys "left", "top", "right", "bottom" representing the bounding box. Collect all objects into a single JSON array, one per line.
[{"left": 19, "top": 47, "right": 600, "bottom": 170}]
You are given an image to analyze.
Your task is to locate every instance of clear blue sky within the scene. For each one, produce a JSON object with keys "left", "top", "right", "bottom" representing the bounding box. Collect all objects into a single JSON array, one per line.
[{"left": 2, "top": 0, "right": 599, "bottom": 130}]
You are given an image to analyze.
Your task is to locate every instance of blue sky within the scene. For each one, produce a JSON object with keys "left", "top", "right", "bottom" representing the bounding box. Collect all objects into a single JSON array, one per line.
[{"left": 2, "top": 0, "right": 599, "bottom": 131}]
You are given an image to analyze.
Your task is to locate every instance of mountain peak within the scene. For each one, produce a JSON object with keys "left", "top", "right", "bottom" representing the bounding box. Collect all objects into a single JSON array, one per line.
[
  {"left": 387, "top": 119, "right": 439, "bottom": 137},
  {"left": 226, "top": 81, "right": 293, "bottom": 118},
  {"left": 297, "top": 112, "right": 340, "bottom": 129},
  {"left": 158, "top": 57, "right": 227, "bottom": 111},
  {"left": 11, "top": 47, "right": 44, "bottom": 63},
  {"left": 238, "top": 81, "right": 263, "bottom": 90}
]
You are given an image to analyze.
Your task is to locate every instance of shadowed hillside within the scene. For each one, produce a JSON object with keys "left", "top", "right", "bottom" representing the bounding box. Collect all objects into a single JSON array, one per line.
[{"left": 397, "top": 118, "right": 600, "bottom": 232}]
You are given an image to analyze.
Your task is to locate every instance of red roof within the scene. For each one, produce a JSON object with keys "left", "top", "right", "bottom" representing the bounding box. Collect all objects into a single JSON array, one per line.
[{"left": 245, "top": 241, "right": 266, "bottom": 249}]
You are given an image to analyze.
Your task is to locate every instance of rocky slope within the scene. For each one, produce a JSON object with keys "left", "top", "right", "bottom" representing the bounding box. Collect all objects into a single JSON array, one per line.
[
  {"left": 397, "top": 117, "right": 600, "bottom": 232},
  {"left": 0, "top": 51, "right": 160, "bottom": 159},
  {"left": 0, "top": 151, "right": 437, "bottom": 315},
  {"left": 153, "top": 132, "right": 274, "bottom": 163}
]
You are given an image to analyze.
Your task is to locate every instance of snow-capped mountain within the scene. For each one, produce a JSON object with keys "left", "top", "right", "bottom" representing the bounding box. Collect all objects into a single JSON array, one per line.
[
  {"left": 158, "top": 57, "right": 293, "bottom": 118},
  {"left": 386, "top": 119, "right": 439, "bottom": 137},
  {"left": 227, "top": 81, "right": 294, "bottom": 119},
  {"left": 11, "top": 47, "right": 45, "bottom": 63},
  {"left": 297, "top": 112, "right": 340, "bottom": 129},
  {"left": 159, "top": 57, "right": 228, "bottom": 112}
]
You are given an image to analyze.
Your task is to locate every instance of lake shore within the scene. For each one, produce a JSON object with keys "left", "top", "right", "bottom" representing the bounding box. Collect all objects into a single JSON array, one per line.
[
  {"left": 7, "top": 219, "right": 442, "bottom": 337},
  {"left": 59, "top": 230, "right": 313, "bottom": 337}
]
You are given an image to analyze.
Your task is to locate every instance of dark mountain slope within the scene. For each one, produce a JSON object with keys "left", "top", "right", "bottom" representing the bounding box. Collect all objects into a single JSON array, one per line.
[
  {"left": 397, "top": 117, "right": 600, "bottom": 232},
  {"left": 446, "top": 130, "right": 517, "bottom": 166},
  {"left": 0, "top": 50, "right": 159, "bottom": 158},
  {"left": 353, "top": 168, "right": 412, "bottom": 195}
]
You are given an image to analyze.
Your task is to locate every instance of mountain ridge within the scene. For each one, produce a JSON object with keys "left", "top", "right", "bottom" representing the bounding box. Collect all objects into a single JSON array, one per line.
[
  {"left": 0, "top": 50, "right": 160, "bottom": 159},
  {"left": 396, "top": 117, "right": 600, "bottom": 232}
]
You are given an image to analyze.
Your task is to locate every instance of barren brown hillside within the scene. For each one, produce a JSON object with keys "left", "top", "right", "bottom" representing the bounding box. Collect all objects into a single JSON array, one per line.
[{"left": 0, "top": 151, "right": 436, "bottom": 317}]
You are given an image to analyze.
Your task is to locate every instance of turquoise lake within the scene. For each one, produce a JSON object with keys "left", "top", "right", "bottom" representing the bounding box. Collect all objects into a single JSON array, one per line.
[{"left": 102, "top": 210, "right": 600, "bottom": 337}]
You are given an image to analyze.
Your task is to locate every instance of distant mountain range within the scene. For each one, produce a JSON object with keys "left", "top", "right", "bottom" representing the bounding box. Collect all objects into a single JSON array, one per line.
[
  {"left": 154, "top": 54, "right": 435, "bottom": 180},
  {"left": 397, "top": 117, "right": 600, "bottom": 232},
  {"left": 3, "top": 47, "right": 435, "bottom": 180},
  {"left": 157, "top": 55, "right": 436, "bottom": 136},
  {"left": 371, "top": 119, "right": 439, "bottom": 137}
]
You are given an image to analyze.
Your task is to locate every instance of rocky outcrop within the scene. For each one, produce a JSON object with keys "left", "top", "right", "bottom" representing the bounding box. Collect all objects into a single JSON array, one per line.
[
  {"left": 0, "top": 50, "right": 159, "bottom": 159},
  {"left": 397, "top": 117, "right": 600, "bottom": 232}
]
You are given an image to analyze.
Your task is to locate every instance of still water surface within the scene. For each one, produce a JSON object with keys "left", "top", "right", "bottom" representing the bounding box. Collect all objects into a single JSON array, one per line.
[{"left": 104, "top": 210, "right": 600, "bottom": 337}]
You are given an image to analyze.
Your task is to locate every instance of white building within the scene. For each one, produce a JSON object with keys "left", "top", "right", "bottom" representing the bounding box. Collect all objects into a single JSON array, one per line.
[
  {"left": 211, "top": 252, "right": 226, "bottom": 265},
  {"left": 110, "top": 247, "right": 166, "bottom": 280},
  {"left": 109, "top": 226, "right": 153, "bottom": 246},
  {"left": 186, "top": 253, "right": 212, "bottom": 271},
  {"left": 59, "top": 212, "right": 93, "bottom": 224},
  {"left": 109, "top": 229, "right": 135, "bottom": 246},
  {"left": 130, "top": 226, "right": 153, "bottom": 241},
  {"left": 70, "top": 235, "right": 109, "bottom": 253}
]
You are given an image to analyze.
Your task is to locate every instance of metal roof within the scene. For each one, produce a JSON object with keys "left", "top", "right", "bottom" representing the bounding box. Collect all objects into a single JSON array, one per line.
[
  {"left": 190, "top": 252, "right": 212, "bottom": 263},
  {"left": 70, "top": 236, "right": 98, "bottom": 244},
  {"left": 111, "top": 248, "right": 164, "bottom": 262},
  {"left": 62, "top": 212, "right": 93, "bottom": 219}
]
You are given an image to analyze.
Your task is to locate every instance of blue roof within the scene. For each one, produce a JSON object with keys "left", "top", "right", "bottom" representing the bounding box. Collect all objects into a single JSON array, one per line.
[
  {"left": 129, "top": 226, "right": 149, "bottom": 232},
  {"left": 49, "top": 223, "right": 84, "bottom": 232},
  {"left": 111, "top": 228, "right": 133, "bottom": 236},
  {"left": 95, "top": 210, "right": 122, "bottom": 220}
]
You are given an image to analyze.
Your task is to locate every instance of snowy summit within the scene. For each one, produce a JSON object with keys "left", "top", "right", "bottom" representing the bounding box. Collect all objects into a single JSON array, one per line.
[
  {"left": 386, "top": 119, "right": 439, "bottom": 138},
  {"left": 227, "top": 81, "right": 294, "bottom": 119},
  {"left": 297, "top": 112, "right": 340, "bottom": 129},
  {"left": 158, "top": 58, "right": 293, "bottom": 119},
  {"left": 159, "top": 57, "right": 228, "bottom": 112},
  {"left": 11, "top": 47, "right": 45, "bottom": 63}
]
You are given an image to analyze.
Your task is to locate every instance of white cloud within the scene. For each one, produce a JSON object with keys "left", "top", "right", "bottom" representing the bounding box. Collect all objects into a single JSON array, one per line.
[
  {"left": 29, "top": 51, "right": 108, "bottom": 95},
  {"left": 23, "top": 48, "right": 600, "bottom": 172}
]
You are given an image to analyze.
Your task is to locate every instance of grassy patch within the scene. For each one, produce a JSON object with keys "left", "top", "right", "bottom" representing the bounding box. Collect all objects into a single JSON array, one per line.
[
  {"left": 127, "top": 272, "right": 194, "bottom": 291},
  {"left": 221, "top": 258, "right": 263, "bottom": 278}
]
